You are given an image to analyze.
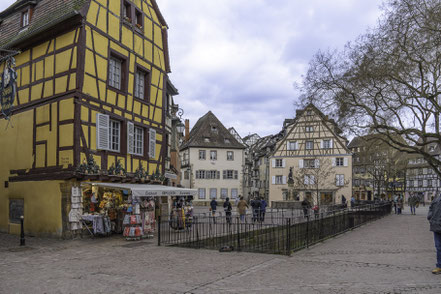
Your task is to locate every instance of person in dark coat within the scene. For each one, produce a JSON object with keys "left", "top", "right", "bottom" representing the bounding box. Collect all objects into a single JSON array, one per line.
[
  {"left": 428, "top": 194, "right": 441, "bottom": 274},
  {"left": 223, "top": 197, "right": 232, "bottom": 224},
  {"left": 301, "top": 198, "right": 311, "bottom": 218},
  {"left": 251, "top": 197, "right": 261, "bottom": 223},
  {"left": 260, "top": 198, "right": 267, "bottom": 222}
]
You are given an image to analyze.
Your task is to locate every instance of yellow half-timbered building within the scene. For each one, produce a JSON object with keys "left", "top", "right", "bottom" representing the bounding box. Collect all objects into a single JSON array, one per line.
[{"left": 0, "top": 0, "right": 176, "bottom": 237}]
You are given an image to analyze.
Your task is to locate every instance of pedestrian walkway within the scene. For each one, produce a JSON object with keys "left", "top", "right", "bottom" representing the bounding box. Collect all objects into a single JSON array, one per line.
[{"left": 0, "top": 206, "right": 439, "bottom": 293}]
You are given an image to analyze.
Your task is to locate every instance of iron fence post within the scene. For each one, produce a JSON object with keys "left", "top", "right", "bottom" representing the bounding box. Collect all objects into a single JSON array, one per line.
[
  {"left": 20, "top": 216, "right": 25, "bottom": 246},
  {"left": 157, "top": 215, "right": 161, "bottom": 246},
  {"left": 237, "top": 216, "right": 241, "bottom": 251}
]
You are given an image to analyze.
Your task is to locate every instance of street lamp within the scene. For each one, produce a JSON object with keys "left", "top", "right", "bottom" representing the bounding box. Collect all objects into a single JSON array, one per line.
[{"left": 173, "top": 106, "right": 185, "bottom": 134}]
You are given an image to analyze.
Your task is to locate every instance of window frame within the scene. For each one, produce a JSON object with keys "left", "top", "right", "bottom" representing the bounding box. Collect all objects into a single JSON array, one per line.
[
  {"left": 210, "top": 150, "right": 217, "bottom": 160},
  {"left": 275, "top": 159, "right": 283, "bottom": 168},
  {"left": 199, "top": 150, "right": 206, "bottom": 160},
  {"left": 210, "top": 188, "right": 217, "bottom": 199},
  {"left": 227, "top": 151, "right": 234, "bottom": 161},
  {"left": 108, "top": 50, "right": 128, "bottom": 93},
  {"left": 275, "top": 175, "right": 283, "bottom": 185},
  {"left": 198, "top": 188, "right": 206, "bottom": 199},
  {"left": 132, "top": 125, "right": 144, "bottom": 156},
  {"left": 336, "top": 174, "right": 344, "bottom": 186},
  {"left": 109, "top": 119, "right": 121, "bottom": 152},
  {"left": 134, "top": 64, "right": 150, "bottom": 101},
  {"left": 21, "top": 10, "right": 30, "bottom": 27},
  {"left": 305, "top": 140, "right": 314, "bottom": 150},
  {"left": 305, "top": 125, "right": 314, "bottom": 133},
  {"left": 336, "top": 157, "right": 344, "bottom": 167},
  {"left": 322, "top": 139, "right": 331, "bottom": 149}
]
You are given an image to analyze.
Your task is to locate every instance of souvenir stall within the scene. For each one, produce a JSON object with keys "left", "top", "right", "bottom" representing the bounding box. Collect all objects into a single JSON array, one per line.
[
  {"left": 169, "top": 196, "right": 194, "bottom": 230},
  {"left": 75, "top": 183, "right": 197, "bottom": 240}
]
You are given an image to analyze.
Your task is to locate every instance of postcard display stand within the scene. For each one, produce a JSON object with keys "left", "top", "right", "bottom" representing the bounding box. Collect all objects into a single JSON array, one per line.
[
  {"left": 69, "top": 186, "right": 83, "bottom": 232},
  {"left": 123, "top": 197, "right": 156, "bottom": 241}
]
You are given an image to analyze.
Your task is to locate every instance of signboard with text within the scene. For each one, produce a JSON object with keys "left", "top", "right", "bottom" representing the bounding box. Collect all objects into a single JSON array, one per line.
[{"left": 0, "top": 57, "right": 17, "bottom": 118}]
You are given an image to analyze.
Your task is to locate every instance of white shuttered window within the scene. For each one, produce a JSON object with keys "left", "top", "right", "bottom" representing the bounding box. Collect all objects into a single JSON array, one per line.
[
  {"left": 109, "top": 120, "right": 121, "bottom": 152},
  {"left": 96, "top": 113, "right": 110, "bottom": 150},
  {"left": 149, "top": 129, "right": 156, "bottom": 158},
  {"left": 134, "top": 70, "right": 145, "bottom": 99},
  {"left": 109, "top": 57, "right": 122, "bottom": 89}
]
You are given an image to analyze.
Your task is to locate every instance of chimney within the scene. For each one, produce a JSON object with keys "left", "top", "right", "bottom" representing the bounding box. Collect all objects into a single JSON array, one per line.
[{"left": 185, "top": 119, "right": 190, "bottom": 142}]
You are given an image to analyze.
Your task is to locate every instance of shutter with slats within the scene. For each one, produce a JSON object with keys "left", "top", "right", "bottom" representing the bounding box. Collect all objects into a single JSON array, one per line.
[
  {"left": 332, "top": 158, "right": 336, "bottom": 166},
  {"left": 320, "top": 140, "right": 324, "bottom": 149},
  {"left": 304, "top": 175, "right": 309, "bottom": 185},
  {"left": 330, "top": 139, "right": 334, "bottom": 148},
  {"left": 272, "top": 159, "right": 276, "bottom": 168},
  {"left": 272, "top": 176, "right": 276, "bottom": 184},
  {"left": 315, "top": 159, "right": 320, "bottom": 168},
  {"left": 217, "top": 171, "right": 220, "bottom": 179},
  {"left": 96, "top": 113, "right": 109, "bottom": 150},
  {"left": 282, "top": 176, "right": 287, "bottom": 185},
  {"left": 299, "top": 159, "right": 303, "bottom": 168},
  {"left": 127, "top": 122, "right": 134, "bottom": 155},
  {"left": 149, "top": 128, "right": 156, "bottom": 158},
  {"left": 295, "top": 142, "right": 299, "bottom": 150},
  {"left": 234, "top": 170, "right": 238, "bottom": 179},
  {"left": 311, "top": 175, "right": 315, "bottom": 185},
  {"left": 286, "top": 141, "right": 290, "bottom": 151},
  {"left": 282, "top": 159, "right": 286, "bottom": 168},
  {"left": 223, "top": 170, "right": 226, "bottom": 179},
  {"left": 344, "top": 158, "right": 348, "bottom": 167}
]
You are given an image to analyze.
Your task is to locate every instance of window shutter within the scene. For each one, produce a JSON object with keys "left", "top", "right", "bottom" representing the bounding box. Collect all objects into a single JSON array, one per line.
[
  {"left": 127, "top": 122, "right": 134, "bottom": 154},
  {"left": 304, "top": 176, "right": 308, "bottom": 185},
  {"left": 282, "top": 176, "right": 287, "bottom": 184},
  {"left": 96, "top": 113, "right": 109, "bottom": 150},
  {"left": 282, "top": 159, "right": 286, "bottom": 168},
  {"left": 223, "top": 170, "right": 226, "bottom": 179},
  {"left": 311, "top": 175, "right": 315, "bottom": 185},
  {"left": 272, "top": 159, "right": 276, "bottom": 168},
  {"left": 315, "top": 159, "right": 320, "bottom": 168},
  {"left": 287, "top": 141, "right": 290, "bottom": 151},
  {"left": 299, "top": 159, "right": 303, "bottom": 168},
  {"left": 330, "top": 139, "right": 334, "bottom": 148},
  {"left": 149, "top": 128, "right": 156, "bottom": 158},
  {"left": 423, "top": 180, "right": 428, "bottom": 187},
  {"left": 335, "top": 175, "right": 339, "bottom": 186},
  {"left": 217, "top": 171, "right": 220, "bottom": 179},
  {"left": 272, "top": 176, "right": 276, "bottom": 185},
  {"left": 332, "top": 158, "right": 336, "bottom": 166},
  {"left": 320, "top": 140, "right": 323, "bottom": 149},
  {"left": 344, "top": 158, "right": 348, "bottom": 167},
  {"left": 234, "top": 170, "right": 238, "bottom": 179}
]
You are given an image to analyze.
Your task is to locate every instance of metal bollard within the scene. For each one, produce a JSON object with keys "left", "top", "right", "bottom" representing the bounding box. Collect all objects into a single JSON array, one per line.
[{"left": 20, "top": 215, "right": 25, "bottom": 246}]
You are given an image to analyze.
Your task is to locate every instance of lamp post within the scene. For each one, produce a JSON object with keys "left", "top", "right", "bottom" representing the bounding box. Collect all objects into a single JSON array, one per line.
[{"left": 20, "top": 215, "right": 25, "bottom": 246}]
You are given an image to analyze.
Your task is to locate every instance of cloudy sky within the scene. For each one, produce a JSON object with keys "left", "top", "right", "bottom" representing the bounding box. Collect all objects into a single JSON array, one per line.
[{"left": 0, "top": 0, "right": 384, "bottom": 138}]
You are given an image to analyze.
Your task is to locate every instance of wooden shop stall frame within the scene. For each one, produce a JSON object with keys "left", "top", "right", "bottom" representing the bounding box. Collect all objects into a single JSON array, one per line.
[{"left": 76, "top": 182, "right": 196, "bottom": 240}]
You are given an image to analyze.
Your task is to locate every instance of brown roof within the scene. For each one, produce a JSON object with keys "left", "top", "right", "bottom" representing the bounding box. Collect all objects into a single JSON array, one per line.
[
  {"left": 0, "top": 0, "right": 88, "bottom": 49},
  {"left": 180, "top": 111, "right": 246, "bottom": 150}
]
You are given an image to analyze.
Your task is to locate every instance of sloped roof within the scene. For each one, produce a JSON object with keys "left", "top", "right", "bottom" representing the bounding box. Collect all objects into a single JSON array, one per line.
[
  {"left": 181, "top": 111, "right": 245, "bottom": 150},
  {"left": 0, "top": 0, "right": 88, "bottom": 49},
  {"left": 348, "top": 133, "right": 407, "bottom": 149}
]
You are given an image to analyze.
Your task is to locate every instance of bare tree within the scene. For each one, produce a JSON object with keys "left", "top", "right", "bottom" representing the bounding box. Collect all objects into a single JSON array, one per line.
[
  {"left": 301, "top": 0, "right": 441, "bottom": 177},
  {"left": 291, "top": 157, "right": 349, "bottom": 207}
]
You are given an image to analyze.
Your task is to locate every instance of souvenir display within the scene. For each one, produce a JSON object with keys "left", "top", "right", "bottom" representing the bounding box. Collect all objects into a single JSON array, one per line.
[{"left": 169, "top": 196, "right": 193, "bottom": 230}]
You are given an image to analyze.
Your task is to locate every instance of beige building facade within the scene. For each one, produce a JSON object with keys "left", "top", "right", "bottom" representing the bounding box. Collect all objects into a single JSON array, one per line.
[
  {"left": 180, "top": 112, "right": 245, "bottom": 205},
  {"left": 269, "top": 105, "right": 352, "bottom": 207}
]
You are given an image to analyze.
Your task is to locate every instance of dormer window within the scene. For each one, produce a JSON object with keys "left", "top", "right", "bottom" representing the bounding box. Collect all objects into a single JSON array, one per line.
[
  {"left": 429, "top": 145, "right": 436, "bottom": 152},
  {"left": 224, "top": 138, "right": 230, "bottom": 144},
  {"left": 204, "top": 137, "right": 210, "bottom": 143},
  {"left": 211, "top": 125, "right": 217, "bottom": 133},
  {"left": 22, "top": 10, "right": 30, "bottom": 27}
]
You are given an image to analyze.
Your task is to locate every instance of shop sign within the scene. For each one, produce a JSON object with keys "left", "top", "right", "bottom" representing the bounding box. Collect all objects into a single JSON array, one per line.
[{"left": 0, "top": 57, "right": 17, "bottom": 119}]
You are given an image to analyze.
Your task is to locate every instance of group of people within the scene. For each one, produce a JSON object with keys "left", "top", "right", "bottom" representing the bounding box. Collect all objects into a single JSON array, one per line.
[{"left": 209, "top": 196, "right": 267, "bottom": 223}]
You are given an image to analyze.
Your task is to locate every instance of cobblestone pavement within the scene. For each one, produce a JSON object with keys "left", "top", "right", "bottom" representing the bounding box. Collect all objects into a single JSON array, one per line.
[{"left": 1, "top": 206, "right": 440, "bottom": 293}]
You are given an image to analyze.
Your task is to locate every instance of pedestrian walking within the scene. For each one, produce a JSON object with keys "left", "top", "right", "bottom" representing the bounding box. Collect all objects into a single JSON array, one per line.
[
  {"left": 210, "top": 198, "right": 218, "bottom": 223},
  {"left": 409, "top": 194, "right": 418, "bottom": 215},
  {"left": 260, "top": 198, "right": 267, "bottom": 222},
  {"left": 397, "top": 196, "right": 403, "bottom": 214},
  {"left": 301, "top": 198, "right": 311, "bottom": 218},
  {"left": 393, "top": 195, "right": 398, "bottom": 214},
  {"left": 237, "top": 196, "right": 248, "bottom": 222},
  {"left": 427, "top": 194, "right": 441, "bottom": 274},
  {"left": 223, "top": 197, "right": 232, "bottom": 224},
  {"left": 350, "top": 196, "right": 355, "bottom": 207},
  {"left": 251, "top": 197, "right": 261, "bottom": 223}
]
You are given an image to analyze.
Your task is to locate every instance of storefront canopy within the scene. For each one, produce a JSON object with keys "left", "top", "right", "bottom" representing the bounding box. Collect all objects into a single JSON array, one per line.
[{"left": 82, "top": 183, "right": 197, "bottom": 198}]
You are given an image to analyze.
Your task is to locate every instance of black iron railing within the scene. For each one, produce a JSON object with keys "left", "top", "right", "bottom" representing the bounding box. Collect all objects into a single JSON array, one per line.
[{"left": 158, "top": 203, "right": 392, "bottom": 255}]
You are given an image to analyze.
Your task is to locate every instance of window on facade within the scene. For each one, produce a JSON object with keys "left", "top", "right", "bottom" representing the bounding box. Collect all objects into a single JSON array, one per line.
[
  {"left": 336, "top": 174, "right": 344, "bottom": 186},
  {"left": 210, "top": 150, "right": 217, "bottom": 160},
  {"left": 287, "top": 141, "right": 297, "bottom": 150},
  {"left": 204, "top": 137, "right": 210, "bottom": 142},
  {"left": 22, "top": 11, "right": 29, "bottom": 27},
  {"left": 199, "top": 150, "right": 206, "bottom": 160},
  {"left": 275, "top": 175, "right": 283, "bottom": 184},
  {"left": 227, "top": 151, "right": 234, "bottom": 161},
  {"left": 305, "top": 126, "right": 314, "bottom": 133},
  {"left": 322, "top": 139, "right": 331, "bottom": 149},
  {"left": 184, "top": 170, "right": 189, "bottom": 180},
  {"left": 306, "top": 140, "right": 314, "bottom": 150},
  {"left": 134, "top": 70, "right": 147, "bottom": 99},
  {"left": 221, "top": 188, "right": 228, "bottom": 199},
  {"left": 275, "top": 159, "right": 283, "bottom": 168},
  {"left": 304, "top": 159, "right": 316, "bottom": 168},
  {"left": 304, "top": 175, "right": 315, "bottom": 185},
  {"left": 429, "top": 145, "right": 436, "bottom": 152},
  {"left": 418, "top": 168, "right": 424, "bottom": 175},
  {"left": 123, "top": 1, "right": 131, "bottom": 20},
  {"left": 428, "top": 179, "right": 432, "bottom": 187},
  {"left": 196, "top": 170, "right": 206, "bottom": 179},
  {"left": 306, "top": 110, "right": 313, "bottom": 115},
  {"left": 198, "top": 188, "right": 206, "bottom": 199},
  {"left": 418, "top": 180, "right": 423, "bottom": 187},
  {"left": 231, "top": 189, "right": 238, "bottom": 199},
  {"left": 223, "top": 170, "right": 238, "bottom": 179},
  {"left": 109, "top": 56, "right": 123, "bottom": 90},
  {"left": 128, "top": 124, "right": 144, "bottom": 156},
  {"left": 210, "top": 188, "right": 217, "bottom": 199},
  {"left": 224, "top": 138, "right": 230, "bottom": 143},
  {"left": 336, "top": 157, "right": 344, "bottom": 166},
  {"left": 109, "top": 120, "right": 121, "bottom": 152},
  {"left": 207, "top": 170, "right": 218, "bottom": 179},
  {"left": 135, "top": 9, "right": 143, "bottom": 28}
]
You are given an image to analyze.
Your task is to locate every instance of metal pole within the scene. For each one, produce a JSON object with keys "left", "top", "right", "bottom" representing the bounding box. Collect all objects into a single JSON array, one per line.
[
  {"left": 157, "top": 215, "right": 161, "bottom": 246},
  {"left": 236, "top": 216, "right": 241, "bottom": 251},
  {"left": 20, "top": 215, "right": 25, "bottom": 246}
]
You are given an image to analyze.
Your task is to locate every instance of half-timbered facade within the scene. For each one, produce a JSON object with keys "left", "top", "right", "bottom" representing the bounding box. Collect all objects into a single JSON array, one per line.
[
  {"left": 0, "top": 0, "right": 176, "bottom": 236},
  {"left": 269, "top": 104, "right": 352, "bottom": 206}
]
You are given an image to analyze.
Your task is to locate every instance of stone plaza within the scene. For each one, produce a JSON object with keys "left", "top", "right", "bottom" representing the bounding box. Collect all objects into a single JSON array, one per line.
[{"left": 1, "top": 206, "right": 440, "bottom": 293}]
